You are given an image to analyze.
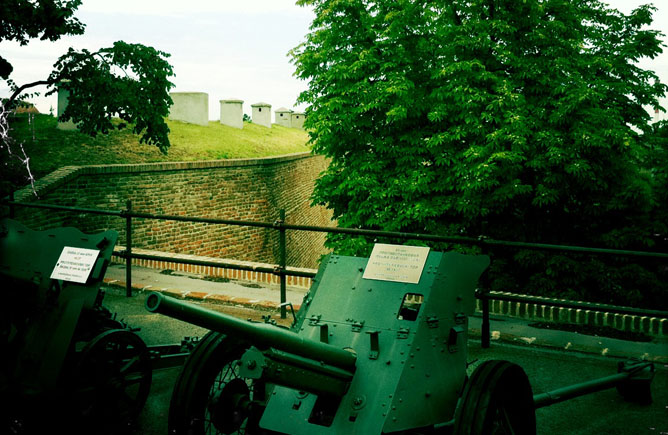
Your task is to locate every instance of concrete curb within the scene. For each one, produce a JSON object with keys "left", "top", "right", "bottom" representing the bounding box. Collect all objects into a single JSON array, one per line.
[
  {"left": 103, "top": 278, "right": 301, "bottom": 312},
  {"left": 110, "top": 248, "right": 316, "bottom": 290}
]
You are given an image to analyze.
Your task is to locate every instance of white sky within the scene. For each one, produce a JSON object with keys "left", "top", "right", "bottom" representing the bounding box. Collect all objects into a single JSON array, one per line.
[
  {"left": 1, "top": 0, "right": 315, "bottom": 119},
  {"left": 0, "top": 0, "right": 666, "bottom": 122}
]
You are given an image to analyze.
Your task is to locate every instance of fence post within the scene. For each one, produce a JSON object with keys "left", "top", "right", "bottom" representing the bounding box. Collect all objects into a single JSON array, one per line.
[
  {"left": 278, "top": 209, "right": 287, "bottom": 319},
  {"left": 125, "top": 199, "right": 133, "bottom": 297},
  {"left": 481, "top": 290, "right": 491, "bottom": 348}
]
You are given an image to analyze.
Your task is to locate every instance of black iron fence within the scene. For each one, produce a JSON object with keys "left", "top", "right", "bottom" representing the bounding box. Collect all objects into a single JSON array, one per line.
[{"left": 6, "top": 197, "right": 668, "bottom": 348}]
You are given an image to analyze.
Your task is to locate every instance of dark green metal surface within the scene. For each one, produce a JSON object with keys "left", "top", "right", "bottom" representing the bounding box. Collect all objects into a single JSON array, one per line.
[
  {"left": 144, "top": 249, "right": 489, "bottom": 434},
  {"left": 533, "top": 359, "right": 655, "bottom": 409},
  {"left": 145, "top": 292, "right": 357, "bottom": 370},
  {"left": 144, "top": 246, "right": 656, "bottom": 434},
  {"left": 240, "top": 346, "right": 354, "bottom": 397},
  {"left": 259, "top": 252, "right": 489, "bottom": 434},
  {"left": 0, "top": 218, "right": 161, "bottom": 433},
  {"left": 0, "top": 218, "right": 119, "bottom": 394}
]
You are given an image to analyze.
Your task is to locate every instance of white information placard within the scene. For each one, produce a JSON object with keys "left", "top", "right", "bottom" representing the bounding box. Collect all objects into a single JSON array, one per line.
[
  {"left": 363, "top": 244, "right": 430, "bottom": 284},
  {"left": 50, "top": 246, "right": 100, "bottom": 284}
]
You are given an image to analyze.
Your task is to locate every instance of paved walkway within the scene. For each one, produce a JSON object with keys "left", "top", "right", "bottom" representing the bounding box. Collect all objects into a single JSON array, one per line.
[
  {"left": 104, "top": 262, "right": 307, "bottom": 310},
  {"left": 103, "top": 263, "right": 668, "bottom": 363}
]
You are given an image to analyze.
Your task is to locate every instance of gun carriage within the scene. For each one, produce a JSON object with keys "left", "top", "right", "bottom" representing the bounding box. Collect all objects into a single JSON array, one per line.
[
  {"left": 146, "top": 245, "right": 655, "bottom": 434},
  {"left": 0, "top": 218, "right": 152, "bottom": 433}
]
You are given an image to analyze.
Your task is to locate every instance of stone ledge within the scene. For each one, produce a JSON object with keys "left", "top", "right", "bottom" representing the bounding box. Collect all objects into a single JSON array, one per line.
[
  {"left": 103, "top": 282, "right": 302, "bottom": 312},
  {"left": 476, "top": 296, "right": 667, "bottom": 338},
  {"left": 13, "top": 152, "right": 318, "bottom": 201}
]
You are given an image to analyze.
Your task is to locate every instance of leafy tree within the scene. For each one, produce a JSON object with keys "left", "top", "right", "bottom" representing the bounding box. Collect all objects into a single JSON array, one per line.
[
  {"left": 291, "top": 0, "right": 667, "bottom": 307},
  {"left": 0, "top": 0, "right": 85, "bottom": 80},
  {"left": 1, "top": 0, "right": 175, "bottom": 171},
  {"left": 46, "top": 42, "right": 174, "bottom": 152},
  {"left": 644, "top": 119, "right": 668, "bottom": 243}
]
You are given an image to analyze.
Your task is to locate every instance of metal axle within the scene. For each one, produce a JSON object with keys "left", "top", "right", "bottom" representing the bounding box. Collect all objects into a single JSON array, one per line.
[{"left": 533, "top": 360, "right": 654, "bottom": 409}]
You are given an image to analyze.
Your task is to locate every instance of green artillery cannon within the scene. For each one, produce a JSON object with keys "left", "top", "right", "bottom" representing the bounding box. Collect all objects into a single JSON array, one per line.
[
  {"left": 145, "top": 245, "right": 655, "bottom": 434},
  {"left": 0, "top": 218, "right": 152, "bottom": 433}
]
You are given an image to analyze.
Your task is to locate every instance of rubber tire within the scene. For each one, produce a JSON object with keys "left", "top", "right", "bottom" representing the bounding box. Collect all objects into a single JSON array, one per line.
[
  {"left": 168, "top": 331, "right": 254, "bottom": 435},
  {"left": 453, "top": 360, "right": 536, "bottom": 435}
]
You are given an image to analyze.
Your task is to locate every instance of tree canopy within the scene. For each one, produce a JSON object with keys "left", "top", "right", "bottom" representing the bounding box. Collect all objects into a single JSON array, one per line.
[
  {"left": 0, "top": 0, "right": 85, "bottom": 80},
  {"left": 1, "top": 0, "right": 174, "bottom": 153},
  {"left": 291, "top": 0, "right": 668, "bottom": 307}
]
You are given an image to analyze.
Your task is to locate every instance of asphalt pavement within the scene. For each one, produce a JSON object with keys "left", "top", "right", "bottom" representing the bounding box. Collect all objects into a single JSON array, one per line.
[{"left": 99, "top": 263, "right": 668, "bottom": 435}]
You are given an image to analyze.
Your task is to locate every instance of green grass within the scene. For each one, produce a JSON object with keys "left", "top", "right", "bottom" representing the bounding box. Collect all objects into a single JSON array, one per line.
[{"left": 7, "top": 114, "right": 311, "bottom": 181}]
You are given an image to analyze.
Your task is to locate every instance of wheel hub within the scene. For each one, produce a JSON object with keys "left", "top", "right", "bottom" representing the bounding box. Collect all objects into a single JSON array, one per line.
[{"left": 208, "top": 378, "right": 252, "bottom": 434}]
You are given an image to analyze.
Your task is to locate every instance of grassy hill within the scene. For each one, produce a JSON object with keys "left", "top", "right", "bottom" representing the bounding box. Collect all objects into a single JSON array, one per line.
[{"left": 4, "top": 114, "right": 311, "bottom": 194}]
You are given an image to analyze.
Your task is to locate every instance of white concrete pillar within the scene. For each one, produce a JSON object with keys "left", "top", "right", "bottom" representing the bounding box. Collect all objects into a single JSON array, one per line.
[
  {"left": 220, "top": 99, "right": 244, "bottom": 129},
  {"left": 57, "top": 81, "right": 77, "bottom": 130},
  {"left": 169, "top": 92, "right": 209, "bottom": 126},
  {"left": 291, "top": 112, "right": 305, "bottom": 130},
  {"left": 251, "top": 102, "right": 272, "bottom": 128},
  {"left": 274, "top": 107, "right": 293, "bottom": 127}
]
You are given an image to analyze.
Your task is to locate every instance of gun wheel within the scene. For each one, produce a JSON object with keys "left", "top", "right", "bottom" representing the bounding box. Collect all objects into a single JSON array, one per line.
[
  {"left": 453, "top": 360, "right": 536, "bottom": 435},
  {"left": 73, "top": 329, "right": 152, "bottom": 426},
  {"left": 169, "top": 331, "right": 269, "bottom": 435}
]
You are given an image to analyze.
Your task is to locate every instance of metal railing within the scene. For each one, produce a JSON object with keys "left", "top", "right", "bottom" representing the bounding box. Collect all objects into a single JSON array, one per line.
[{"left": 5, "top": 197, "right": 668, "bottom": 348}]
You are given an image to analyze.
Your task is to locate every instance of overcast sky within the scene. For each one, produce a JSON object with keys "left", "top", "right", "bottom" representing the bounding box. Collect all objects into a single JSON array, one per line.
[{"left": 1, "top": 0, "right": 666, "bottom": 122}]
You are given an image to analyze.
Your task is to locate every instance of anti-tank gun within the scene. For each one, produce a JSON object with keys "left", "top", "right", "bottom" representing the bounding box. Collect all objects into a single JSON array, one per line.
[
  {"left": 146, "top": 244, "right": 655, "bottom": 434},
  {"left": 0, "top": 218, "right": 152, "bottom": 433},
  {"left": 147, "top": 247, "right": 492, "bottom": 434}
]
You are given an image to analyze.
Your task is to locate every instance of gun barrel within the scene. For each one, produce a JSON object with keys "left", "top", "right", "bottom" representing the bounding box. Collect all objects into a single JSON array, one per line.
[{"left": 145, "top": 292, "right": 357, "bottom": 371}]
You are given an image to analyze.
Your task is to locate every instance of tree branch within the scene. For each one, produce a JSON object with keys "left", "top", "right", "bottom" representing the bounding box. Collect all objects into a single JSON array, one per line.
[{"left": 3, "top": 79, "right": 54, "bottom": 109}]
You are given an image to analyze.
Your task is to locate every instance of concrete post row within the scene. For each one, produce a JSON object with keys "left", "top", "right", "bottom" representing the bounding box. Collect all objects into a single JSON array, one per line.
[{"left": 164, "top": 93, "right": 304, "bottom": 129}]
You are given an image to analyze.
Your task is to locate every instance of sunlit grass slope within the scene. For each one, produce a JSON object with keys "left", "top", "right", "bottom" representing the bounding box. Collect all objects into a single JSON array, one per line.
[{"left": 9, "top": 114, "right": 311, "bottom": 179}]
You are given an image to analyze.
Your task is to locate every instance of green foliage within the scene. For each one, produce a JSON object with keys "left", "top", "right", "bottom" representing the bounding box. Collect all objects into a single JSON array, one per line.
[
  {"left": 644, "top": 120, "right": 668, "bottom": 235},
  {"left": 292, "top": 0, "right": 668, "bottom": 308},
  {"left": 0, "top": 0, "right": 85, "bottom": 79},
  {"left": 48, "top": 42, "right": 175, "bottom": 152},
  {"left": 1, "top": 0, "right": 175, "bottom": 153}
]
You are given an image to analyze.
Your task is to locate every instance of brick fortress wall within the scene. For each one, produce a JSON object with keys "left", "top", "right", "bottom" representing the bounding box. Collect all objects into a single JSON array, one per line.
[{"left": 11, "top": 153, "right": 332, "bottom": 268}]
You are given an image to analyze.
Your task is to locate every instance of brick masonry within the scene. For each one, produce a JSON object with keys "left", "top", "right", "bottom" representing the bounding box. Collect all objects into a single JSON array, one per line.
[{"left": 11, "top": 153, "right": 333, "bottom": 268}]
